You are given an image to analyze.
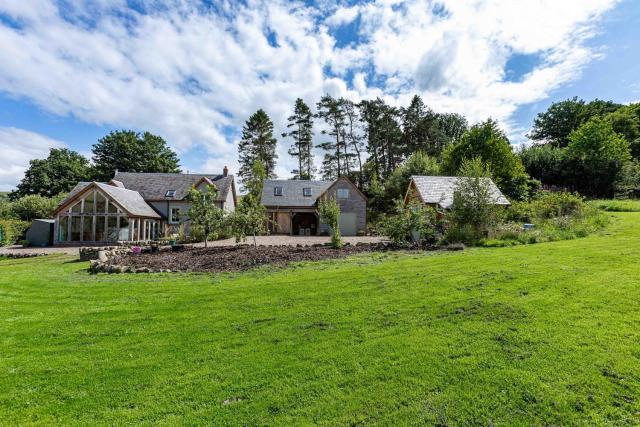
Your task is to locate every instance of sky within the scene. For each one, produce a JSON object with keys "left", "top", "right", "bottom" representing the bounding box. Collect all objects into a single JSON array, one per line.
[{"left": 1, "top": 0, "right": 639, "bottom": 191}]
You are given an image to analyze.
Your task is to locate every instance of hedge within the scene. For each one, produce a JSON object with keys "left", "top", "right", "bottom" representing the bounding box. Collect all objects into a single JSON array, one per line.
[{"left": 0, "top": 219, "right": 31, "bottom": 246}]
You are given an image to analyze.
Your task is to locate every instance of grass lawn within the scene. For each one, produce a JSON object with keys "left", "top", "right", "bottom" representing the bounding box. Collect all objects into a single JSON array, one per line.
[
  {"left": 591, "top": 199, "right": 640, "bottom": 212},
  {"left": 1, "top": 214, "right": 639, "bottom": 425}
]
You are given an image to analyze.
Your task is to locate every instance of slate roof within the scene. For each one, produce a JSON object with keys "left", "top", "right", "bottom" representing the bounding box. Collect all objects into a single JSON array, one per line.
[
  {"left": 112, "top": 172, "right": 233, "bottom": 202},
  {"left": 261, "top": 180, "right": 333, "bottom": 207},
  {"left": 410, "top": 176, "right": 510, "bottom": 209},
  {"left": 56, "top": 182, "right": 161, "bottom": 218}
]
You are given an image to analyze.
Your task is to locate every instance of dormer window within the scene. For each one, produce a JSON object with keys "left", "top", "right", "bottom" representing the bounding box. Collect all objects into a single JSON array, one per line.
[
  {"left": 165, "top": 190, "right": 176, "bottom": 197},
  {"left": 303, "top": 187, "right": 312, "bottom": 197},
  {"left": 274, "top": 186, "right": 283, "bottom": 196}
]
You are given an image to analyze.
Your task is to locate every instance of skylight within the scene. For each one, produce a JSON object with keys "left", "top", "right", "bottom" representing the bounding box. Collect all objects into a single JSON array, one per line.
[
  {"left": 303, "top": 187, "right": 312, "bottom": 197},
  {"left": 274, "top": 186, "right": 283, "bottom": 196},
  {"left": 165, "top": 190, "right": 176, "bottom": 197}
]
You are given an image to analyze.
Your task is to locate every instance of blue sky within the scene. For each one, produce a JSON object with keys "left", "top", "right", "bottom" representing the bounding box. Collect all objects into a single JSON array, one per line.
[{"left": 0, "top": 0, "right": 638, "bottom": 191}]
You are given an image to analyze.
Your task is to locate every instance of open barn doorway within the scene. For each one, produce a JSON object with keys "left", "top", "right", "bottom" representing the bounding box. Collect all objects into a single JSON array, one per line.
[{"left": 292, "top": 212, "right": 318, "bottom": 236}]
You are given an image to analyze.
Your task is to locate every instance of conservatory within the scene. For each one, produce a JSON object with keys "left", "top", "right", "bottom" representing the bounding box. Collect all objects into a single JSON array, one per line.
[{"left": 53, "top": 182, "right": 162, "bottom": 244}]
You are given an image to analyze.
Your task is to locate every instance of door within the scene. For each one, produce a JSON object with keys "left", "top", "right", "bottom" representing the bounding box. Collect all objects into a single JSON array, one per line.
[{"left": 338, "top": 213, "right": 357, "bottom": 236}]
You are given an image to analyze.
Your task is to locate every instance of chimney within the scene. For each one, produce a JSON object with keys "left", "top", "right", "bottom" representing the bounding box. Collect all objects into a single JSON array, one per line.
[{"left": 223, "top": 165, "right": 229, "bottom": 177}]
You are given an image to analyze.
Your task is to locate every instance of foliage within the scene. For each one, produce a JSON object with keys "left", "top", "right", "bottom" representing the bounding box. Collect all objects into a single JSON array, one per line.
[
  {"left": 519, "top": 143, "right": 566, "bottom": 188},
  {"left": 437, "top": 112, "right": 468, "bottom": 146},
  {"left": 185, "top": 185, "right": 225, "bottom": 248},
  {"left": 384, "top": 151, "right": 440, "bottom": 205},
  {"left": 10, "top": 194, "right": 63, "bottom": 221},
  {"left": 358, "top": 98, "right": 403, "bottom": 181},
  {"left": 0, "top": 197, "right": 14, "bottom": 219},
  {"left": 529, "top": 97, "right": 621, "bottom": 147},
  {"left": 92, "top": 130, "right": 181, "bottom": 181},
  {"left": 11, "top": 148, "right": 92, "bottom": 199},
  {"left": 490, "top": 191, "right": 607, "bottom": 247},
  {"left": 229, "top": 162, "right": 268, "bottom": 248},
  {"left": 317, "top": 195, "right": 342, "bottom": 248},
  {"left": 565, "top": 117, "right": 631, "bottom": 197},
  {"left": 442, "top": 119, "right": 530, "bottom": 200},
  {"left": 614, "top": 160, "right": 640, "bottom": 199},
  {"left": 590, "top": 198, "right": 640, "bottom": 212},
  {"left": 0, "top": 219, "right": 30, "bottom": 246},
  {"left": 445, "top": 157, "right": 501, "bottom": 243},
  {"left": 400, "top": 95, "right": 447, "bottom": 157},
  {"left": 238, "top": 109, "right": 278, "bottom": 190},
  {"left": 378, "top": 200, "right": 437, "bottom": 245},
  {"left": 315, "top": 95, "right": 351, "bottom": 180},
  {"left": 283, "top": 98, "right": 315, "bottom": 180}
]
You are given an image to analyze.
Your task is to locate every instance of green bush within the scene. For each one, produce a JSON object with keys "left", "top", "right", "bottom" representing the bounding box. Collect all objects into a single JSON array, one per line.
[
  {"left": 378, "top": 200, "right": 438, "bottom": 245},
  {"left": 0, "top": 219, "right": 31, "bottom": 246},
  {"left": 10, "top": 194, "right": 62, "bottom": 221}
]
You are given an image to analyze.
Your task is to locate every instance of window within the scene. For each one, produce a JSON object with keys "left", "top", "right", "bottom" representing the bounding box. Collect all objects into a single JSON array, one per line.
[
  {"left": 82, "top": 216, "right": 93, "bottom": 241},
  {"left": 84, "top": 191, "right": 95, "bottom": 214},
  {"left": 165, "top": 190, "right": 176, "bottom": 197},
  {"left": 96, "top": 193, "right": 106, "bottom": 213},
  {"left": 303, "top": 187, "right": 312, "bottom": 197},
  {"left": 337, "top": 188, "right": 349, "bottom": 199},
  {"left": 70, "top": 216, "right": 81, "bottom": 241},
  {"left": 95, "top": 216, "right": 106, "bottom": 241},
  {"left": 107, "top": 217, "right": 118, "bottom": 241},
  {"left": 170, "top": 207, "right": 181, "bottom": 224},
  {"left": 58, "top": 216, "right": 68, "bottom": 242},
  {"left": 274, "top": 186, "right": 283, "bottom": 196}
]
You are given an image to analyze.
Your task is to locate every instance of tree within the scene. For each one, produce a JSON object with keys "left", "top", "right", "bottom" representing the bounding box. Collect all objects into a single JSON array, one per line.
[
  {"left": 443, "top": 119, "right": 530, "bottom": 199},
  {"left": 228, "top": 201, "right": 268, "bottom": 249},
  {"left": 318, "top": 195, "right": 342, "bottom": 249},
  {"left": 11, "top": 148, "right": 92, "bottom": 199},
  {"left": 92, "top": 131, "right": 180, "bottom": 181},
  {"left": 605, "top": 104, "right": 640, "bottom": 157},
  {"left": 185, "top": 185, "right": 225, "bottom": 248},
  {"left": 10, "top": 194, "right": 63, "bottom": 221},
  {"left": 615, "top": 160, "right": 640, "bottom": 198},
  {"left": 529, "top": 97, "right": 622, "bottom": 148},
  {"left": 566, "top": 117, "right": 631, "bottom": 197},
  {"left": 529, "top": 97, "right": 587, "bottom": 147},
  {"left": 316, "top": 95, "right": 348, "bottom": 180},
  {"left": 400, "top": 95, "right": 446, "bottom": 158},
  {"left": 448, "top": 158, "right": 501, "bottom": 243},
  {"left": 341, "top": 98, "right": 365, "bottom": 186},
  {"left": 238, "top": 109, "right": 278, "bottom": 189},
  {"left": 519, "top": 144, "right": 566, "bottom": 187},
  {"left": 379, "top": 200, "right": 437, "bottom": 245},
  {"left": 385, "top": 151, "right": 440, "bottom": 205},
  {"left": 283, "top": 99, "right": 314, "bottom": 180},
  {"left": 437, "top": 112, "right": 468, "bottom": 146}
]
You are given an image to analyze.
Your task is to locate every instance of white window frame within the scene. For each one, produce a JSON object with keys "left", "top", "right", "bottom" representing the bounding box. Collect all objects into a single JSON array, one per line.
[
  {"left": 165, "top": 190, "right": 176, "bottom": 197},
  {"left": 337, "top": 188, "right": 349, "bottom": 199},
  {"left": 169, "top": 207, "right": 181, "bottom": 224}
]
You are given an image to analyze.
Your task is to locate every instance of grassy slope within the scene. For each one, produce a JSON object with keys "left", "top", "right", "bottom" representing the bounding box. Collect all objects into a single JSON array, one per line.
[{"left": 1, "top": 214, "right": 639, "bottom": 425}]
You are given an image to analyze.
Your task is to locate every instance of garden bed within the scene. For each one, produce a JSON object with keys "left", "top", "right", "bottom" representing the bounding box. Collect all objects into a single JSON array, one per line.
[{"left": 97, "top": 242, "right": 427, "bottom": 274}]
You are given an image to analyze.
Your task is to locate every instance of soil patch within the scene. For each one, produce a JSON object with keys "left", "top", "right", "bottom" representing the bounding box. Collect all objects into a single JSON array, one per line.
[{"left": 105, "top": 244, "right": 397, "bottom": 273}]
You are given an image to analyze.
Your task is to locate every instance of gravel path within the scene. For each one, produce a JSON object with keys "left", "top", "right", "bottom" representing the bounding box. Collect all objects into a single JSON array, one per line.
[{"left": 0, "top": 236, "right": 385, "bottom": 257}]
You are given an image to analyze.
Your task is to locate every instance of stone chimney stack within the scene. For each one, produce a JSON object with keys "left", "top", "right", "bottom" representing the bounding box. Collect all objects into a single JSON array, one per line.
[{"left": 223, "top": 165, "right": 229, "bottom": 177}]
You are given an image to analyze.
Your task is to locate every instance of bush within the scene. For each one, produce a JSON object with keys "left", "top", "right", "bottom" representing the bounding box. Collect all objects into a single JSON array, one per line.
[
  {"left": 378, "top": 200, "right": 438, "bottom": 245},
  {"left": 0, "top": 219, "right": 31, "bottom": 246},
  {"left": 10, "top": 194, "right": 61, "bottom": 221}
]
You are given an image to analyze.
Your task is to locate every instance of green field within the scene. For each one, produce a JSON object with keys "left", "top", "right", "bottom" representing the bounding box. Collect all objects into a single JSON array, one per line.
[{"left": 1, "top": 214, "right": 639, "bottom": 425}]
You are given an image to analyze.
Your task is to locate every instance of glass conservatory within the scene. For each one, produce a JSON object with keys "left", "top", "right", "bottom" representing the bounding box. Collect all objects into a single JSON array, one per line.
[{"left": 55, "top": 187, "right": 161, "bottom": 244}]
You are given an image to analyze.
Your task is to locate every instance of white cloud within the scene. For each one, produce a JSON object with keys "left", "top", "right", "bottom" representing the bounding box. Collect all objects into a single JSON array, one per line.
[
  {"left": 0, "top": 127, "right": 66, "bottom": 191},
  {"left": 0, "top": 0, "right": 621, "bottom": 187}
]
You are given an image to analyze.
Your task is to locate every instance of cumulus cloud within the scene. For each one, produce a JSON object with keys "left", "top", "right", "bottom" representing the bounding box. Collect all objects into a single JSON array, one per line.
[
  {"left": 0, "top": 0, "right": 620, "bottom": 186},
  {"left": 0, "top": 127, "right": 66, "bottom": 191}
]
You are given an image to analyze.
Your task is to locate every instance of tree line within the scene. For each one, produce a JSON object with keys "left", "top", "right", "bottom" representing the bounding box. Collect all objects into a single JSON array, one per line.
[{"left": 8, "top": 94, "right": 640, "bottom": 223}]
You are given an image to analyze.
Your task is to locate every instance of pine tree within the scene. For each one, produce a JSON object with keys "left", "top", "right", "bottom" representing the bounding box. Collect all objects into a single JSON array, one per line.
[
  {"left": 238, "top": 109, "right": 278, "bottom": 190},
  {"left": 341, "top": 98, "right": 365, "bottom": 187},
  {"left": 400, "top": 95, "right": 446, "bottom": 158},
  {"left": 282, "top": 98, "right": 315, "bottom": 180},
  {"left": 316, "top": 95, "right": 348, "bottom": 180}
]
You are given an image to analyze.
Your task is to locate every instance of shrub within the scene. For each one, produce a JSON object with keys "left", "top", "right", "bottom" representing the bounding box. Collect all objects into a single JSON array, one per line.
[
  {"left": 318, "top": 196, "right": 342, "bottom": 249},
  {"left": 446, "top": 157, "right": 501, "bottom": 244},
  {"left": 0, "top": 219, "right": 31, "bottom": 246},
  {"left": 10, "top": 194, "right": 61, "bottom": 221},
  {"left": 378, "top": 200, "right": 438, "bottom": 245}
]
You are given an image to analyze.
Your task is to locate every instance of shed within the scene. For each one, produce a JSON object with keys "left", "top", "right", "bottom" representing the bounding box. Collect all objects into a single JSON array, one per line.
[{"left": 25, "top": 219, "right": 55, "bottom": 247}]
